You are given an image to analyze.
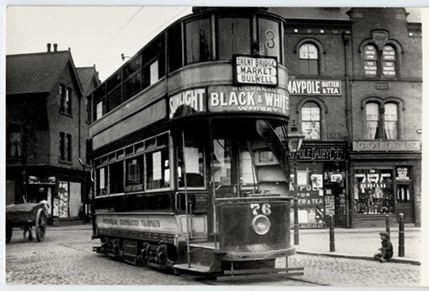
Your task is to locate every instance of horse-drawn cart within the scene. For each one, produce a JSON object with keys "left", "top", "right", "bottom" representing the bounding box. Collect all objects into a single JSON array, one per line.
[{"left": 6, "top": 203, "right": 48, "bottom": 243}]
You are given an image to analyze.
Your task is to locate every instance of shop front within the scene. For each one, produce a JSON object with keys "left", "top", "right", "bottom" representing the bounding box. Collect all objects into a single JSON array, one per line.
[
  {"left": 350, "top": 140, "right": 422, "bottom": 227},
  {"left": 290, "top": 142, "right": 348, "bottom": 228}
]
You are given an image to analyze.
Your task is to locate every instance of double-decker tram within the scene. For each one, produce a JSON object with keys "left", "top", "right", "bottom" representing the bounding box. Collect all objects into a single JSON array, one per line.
[{"left": 88, "top": 7, "right": 303, "bottom": 280}]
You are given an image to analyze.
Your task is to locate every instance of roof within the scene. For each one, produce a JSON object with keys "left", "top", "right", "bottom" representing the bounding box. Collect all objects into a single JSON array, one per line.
[
  {"left": 6, "top": 50, "right": 82, "bottom": 96},
  {"left": 76, "top": 66, "right": 100, "bottom": 95}
]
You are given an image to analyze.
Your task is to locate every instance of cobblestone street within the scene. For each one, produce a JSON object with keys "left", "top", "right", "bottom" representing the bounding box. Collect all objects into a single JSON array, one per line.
[{"left": 5, "top": 225, "right": 421, "bottom": 286}]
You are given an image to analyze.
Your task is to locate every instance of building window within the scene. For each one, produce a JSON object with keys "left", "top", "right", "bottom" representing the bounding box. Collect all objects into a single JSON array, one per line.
[
  {"left": 60, "top": 84, "right": 72, "bottom": 114},
  {"left": 382, "top": 45, "right": 396, "bottom": 77},
  {"left": 354, "top": 169, "right": 395, "bottom": 215},
  {"left": 299, "top": 43, "right": 318, "bottom": 75},
  {"left": 365, "top": 102, "right": 398, "bottom": 140},
  {"left": 364, "top": 45, "right": 378, "bottom": 76},
  {"left": 365, "top": 102, "right": 380, "bottom": 139},
  {"left": 362, "top": 44, "right": 398, "bottom": 78},
  {"left": 301, "top": 101, "right": 321, "bottom": 140},
  {"left": 9, "top": 132, "right": 22, "bottom": 158},
  {"left": 60, "top": 132, "right": 72, "bottom": 161}
]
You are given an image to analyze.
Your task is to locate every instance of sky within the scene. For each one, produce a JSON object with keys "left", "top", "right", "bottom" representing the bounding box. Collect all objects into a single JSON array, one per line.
[{"left": 2, "top": 1, "right": 426, "bottom": 82}]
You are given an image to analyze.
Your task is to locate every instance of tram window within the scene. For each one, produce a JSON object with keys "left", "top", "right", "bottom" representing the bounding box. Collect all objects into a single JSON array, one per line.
[
  {"left": 106, "top": 86, "right": 121, "bottom": 113},
  {"left": 178, "top": 142, "right": 205, "bottom": 188},
  {"left": 217, "top": 17, "right": 251, "bottom": 60},
  {"left": 142, "top": 34, "right": 165, "bottom": 90},
  {"left": 96, "top": 167, "right": 107, "bottom": 196},
  {"left": 123, "top": 72, "right": 141, "bottom": 102},
  {"left": 123, "top": 55, "right": 141, "bottom": 80},
  {"left": 185, "top": 18, "right": 211, "bottom": 64},
  {"left": 168, "top": 24, "right": 183, "bottom": 72},
  {"left": 240, "top": 150, "right": 257, "bottom": 187},
  {"left": 95, "top": 101, "right": 104, "bottom": 121},
  {"left": 126, "top": 156, "right": 144, "bottom": 186},
  {"left": 212, "top": 139, "right": 233, "bottom": 186},
  {"left": 146, "top": 148, "right": 170, "bottom": 190},
  {"left": 258, "top": 18, "right": 280, "bottom": 61},
  {"left": 110, "top": 162, "right": 124, "bottom": 194}
]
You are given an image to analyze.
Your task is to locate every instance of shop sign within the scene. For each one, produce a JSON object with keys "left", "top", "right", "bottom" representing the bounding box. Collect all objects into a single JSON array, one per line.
[
  {"left": 208, "top": 85, "right": 289, "bottom": 116},
  {"left": 295, "top": 146, "right": 345, "bottom": 161},
  {"left": 234, "top": 55, "right": 278, "bottom": 86},
  {"left": 28, "top": 176, "right": 56, "bottom": 185},
  {"left": 169, "top": 88, "right": 206, "bottom": 118},
  {"left": 353, "top": 140, "right": 420, "bottom": 151},
  {"left": 288, "top": 79, "right": 341, "bottom": 96}
]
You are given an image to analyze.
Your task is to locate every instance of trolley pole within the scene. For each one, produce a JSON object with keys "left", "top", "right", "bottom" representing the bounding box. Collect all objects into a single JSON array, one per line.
[
  {"left": 329, "top": 215, "right": 335, "bottom": 252},
  {"left": 294, "top": 197, "right": 299, "bottom": 245},
  {"left": 398, "top": 213, "right": 405, "bottom": 257}
]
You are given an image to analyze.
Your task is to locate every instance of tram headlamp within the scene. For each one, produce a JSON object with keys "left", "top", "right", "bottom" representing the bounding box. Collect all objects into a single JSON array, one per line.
[{"left": 251, "top": 215, "right": 271, "bottom": 235}]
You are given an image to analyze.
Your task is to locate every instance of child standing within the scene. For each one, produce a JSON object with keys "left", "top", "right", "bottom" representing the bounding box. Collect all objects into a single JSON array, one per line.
[{"left": 374, "top": 231, "right": 394, "bottom": 263}]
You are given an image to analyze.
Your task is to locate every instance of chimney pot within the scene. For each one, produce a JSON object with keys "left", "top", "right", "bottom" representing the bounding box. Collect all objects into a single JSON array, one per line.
[
  {"left": 53, "top": 43, "right": 58, "bottom": 52},
  {"left": 47, "top": 43, "right": 51, "bottom": 52}
]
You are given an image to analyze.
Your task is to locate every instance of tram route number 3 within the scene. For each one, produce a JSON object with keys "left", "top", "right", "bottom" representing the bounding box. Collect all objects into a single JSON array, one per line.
[{"left": 250, "top": 203, "right": 272, "bottom": 216}]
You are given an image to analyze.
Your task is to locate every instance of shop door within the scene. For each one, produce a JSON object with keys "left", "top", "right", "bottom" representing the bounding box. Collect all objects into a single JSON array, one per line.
[
  {"left": 325, "top": 184, "right": 347, "bottom": 228},
  {"left": 395, "top": 183, "right": 413, "bottom": 223}
]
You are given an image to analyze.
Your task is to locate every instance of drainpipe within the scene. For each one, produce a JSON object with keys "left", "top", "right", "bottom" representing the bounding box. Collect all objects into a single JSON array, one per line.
[{"left": 343, "top": 30, "right": 352, "bottom": 228}]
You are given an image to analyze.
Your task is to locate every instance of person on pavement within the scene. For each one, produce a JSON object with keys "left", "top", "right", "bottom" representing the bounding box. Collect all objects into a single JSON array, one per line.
[{"left": 374, "top": 231, "right": 394, "bottom": 263}]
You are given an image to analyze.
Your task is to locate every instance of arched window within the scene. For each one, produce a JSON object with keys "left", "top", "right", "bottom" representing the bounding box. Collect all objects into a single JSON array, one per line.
[
  {"left": 365, "top": 102, "right": 380, "bottom": 139},
  {"left": 382, "top": 45, "right": 396, "bottom": 77},
  {"left": 363, "top": 45, "right": 378, "bottom": 76},
  {"left": 299, "top": 43, "right": 318, "bottom": 75},
  {"left": 301, "top": 101, "right": 320, "bottom": 140},
  {"left": 384, "top": 103, "right": 398, "bottom": 139}
]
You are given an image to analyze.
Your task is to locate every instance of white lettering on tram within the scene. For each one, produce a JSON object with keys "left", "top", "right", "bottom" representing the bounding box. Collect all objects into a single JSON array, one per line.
[{"left": 169, "top": 88, "right": 205, "bottom": 118}]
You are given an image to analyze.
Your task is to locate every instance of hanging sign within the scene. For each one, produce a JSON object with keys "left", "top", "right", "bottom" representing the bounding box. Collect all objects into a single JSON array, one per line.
[{"left": 234, "top": 55, "right": 278, "bottom": 86}]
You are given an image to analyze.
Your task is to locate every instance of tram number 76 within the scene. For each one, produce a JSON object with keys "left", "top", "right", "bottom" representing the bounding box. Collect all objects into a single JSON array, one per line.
[{"left": 250, "top": 203, "right": 272, "bottom": 216}]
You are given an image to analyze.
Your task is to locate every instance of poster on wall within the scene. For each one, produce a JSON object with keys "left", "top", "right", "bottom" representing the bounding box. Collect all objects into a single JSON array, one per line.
[{"left": 297, "top": 171, "right": 308, "bottom": 186}]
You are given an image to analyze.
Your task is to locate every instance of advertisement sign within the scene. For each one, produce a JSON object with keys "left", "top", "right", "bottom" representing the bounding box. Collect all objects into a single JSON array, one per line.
[
  {"left": 169, "top": 88, "right": 206, "bottom": 118},
  {"left": 234, "top": 55, "right": 278, "bottom": 86},
  {"left": 288, "top": 79, "right": 341, "bottom": 96},
  {"left": 208, "top": 85, "right": 289, "bottom": 116},
  {"left": 352, "top": 140, "right": 420, "bottom": 151},
  {"left": 28, "top": 176, "right": 56, "bottom": 185}
]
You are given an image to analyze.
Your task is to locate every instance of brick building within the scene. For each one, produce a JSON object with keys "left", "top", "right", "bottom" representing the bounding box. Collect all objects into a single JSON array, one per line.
[
  {"left": 6, "top": 44, "right": 100, "bottom": 223},
  {"left": 267, "top": 7, "right": 422, "bottom": 227}
]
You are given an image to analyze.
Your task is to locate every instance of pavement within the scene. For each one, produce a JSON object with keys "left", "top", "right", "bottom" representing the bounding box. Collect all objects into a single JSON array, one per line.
[{"left": 47, "top": 223, "right": 423, "bottom": 266}]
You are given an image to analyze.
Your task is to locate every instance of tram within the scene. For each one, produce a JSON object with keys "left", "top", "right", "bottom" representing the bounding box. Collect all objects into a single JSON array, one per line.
[{"left": 89, "top": 7, "right": 303, "bottom": 280}]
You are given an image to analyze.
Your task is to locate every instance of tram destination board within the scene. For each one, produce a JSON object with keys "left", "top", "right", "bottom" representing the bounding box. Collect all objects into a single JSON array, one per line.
[{"left": 233, "top": 55, "right": 278, "bottom": 86}]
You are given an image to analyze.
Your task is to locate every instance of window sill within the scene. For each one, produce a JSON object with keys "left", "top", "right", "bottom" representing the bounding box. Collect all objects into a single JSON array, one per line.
[
  {"left": 59, "top": 111, "right": 73, "bottom": 118},
  {"left": 59, "top": 159, "right": 73, "bottom": 165}
]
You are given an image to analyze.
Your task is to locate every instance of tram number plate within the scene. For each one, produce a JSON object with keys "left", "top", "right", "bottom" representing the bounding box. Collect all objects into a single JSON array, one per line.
[{"left": 250, "top": 203, "right": 272, "bottom": 216}]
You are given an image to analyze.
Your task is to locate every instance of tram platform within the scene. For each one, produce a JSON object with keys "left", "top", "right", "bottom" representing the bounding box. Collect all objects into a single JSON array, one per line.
[{"left": 46, "top": 224, "right": 424, "bottom": 265}]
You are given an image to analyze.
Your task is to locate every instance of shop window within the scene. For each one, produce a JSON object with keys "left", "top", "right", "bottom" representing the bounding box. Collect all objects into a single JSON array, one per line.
[
  {"left": 365, "top": 101, "right": 399, "bottom": 140},
  {"left": 185, "top": 18, "right": 211, "bottom": 64},
  {"left": 258, "top": 18, "right": 280, "bottom": 60},
  {"left": 354, "top": 169, "right": 395, "bottom": 215},
  {"left": 299, "top": 43, "right": 318, "bottom": 75},
  {"left": 301, "top": 101, "right": 321, "bottom": 140},
  {"left": 9, "top": 132, "right": 21, "bottom": 158},
  {"left": 59, "top": 84, "right": 72, "bottom": 115},
  {"left": 217, "top": 17, "right": 251, "bottom": 60}
]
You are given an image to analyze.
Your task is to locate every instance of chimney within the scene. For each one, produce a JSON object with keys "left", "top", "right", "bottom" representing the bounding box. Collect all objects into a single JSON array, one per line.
[
  {"left": 47, "top": 43, "right": 51, "bottom": 52},
  {"left": 53, "top": 43, "right": 58, "bottom": 52}
]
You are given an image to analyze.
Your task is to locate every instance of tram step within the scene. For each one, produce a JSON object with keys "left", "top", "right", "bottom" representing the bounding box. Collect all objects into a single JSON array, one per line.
[
  {"left": 217, "top": 267, "right": 305, "bottom": 281},
  {"left": 173, "top": 263, "right": 212, "bottom": 273}
]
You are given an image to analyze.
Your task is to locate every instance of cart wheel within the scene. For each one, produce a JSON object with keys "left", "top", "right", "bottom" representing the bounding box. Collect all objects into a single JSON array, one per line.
[
  {"left": 35, "top": 209, "right": 47, "bottom": 242},
  {"left": 6, "top": 224, "right": 12, "bottom": 243}
]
